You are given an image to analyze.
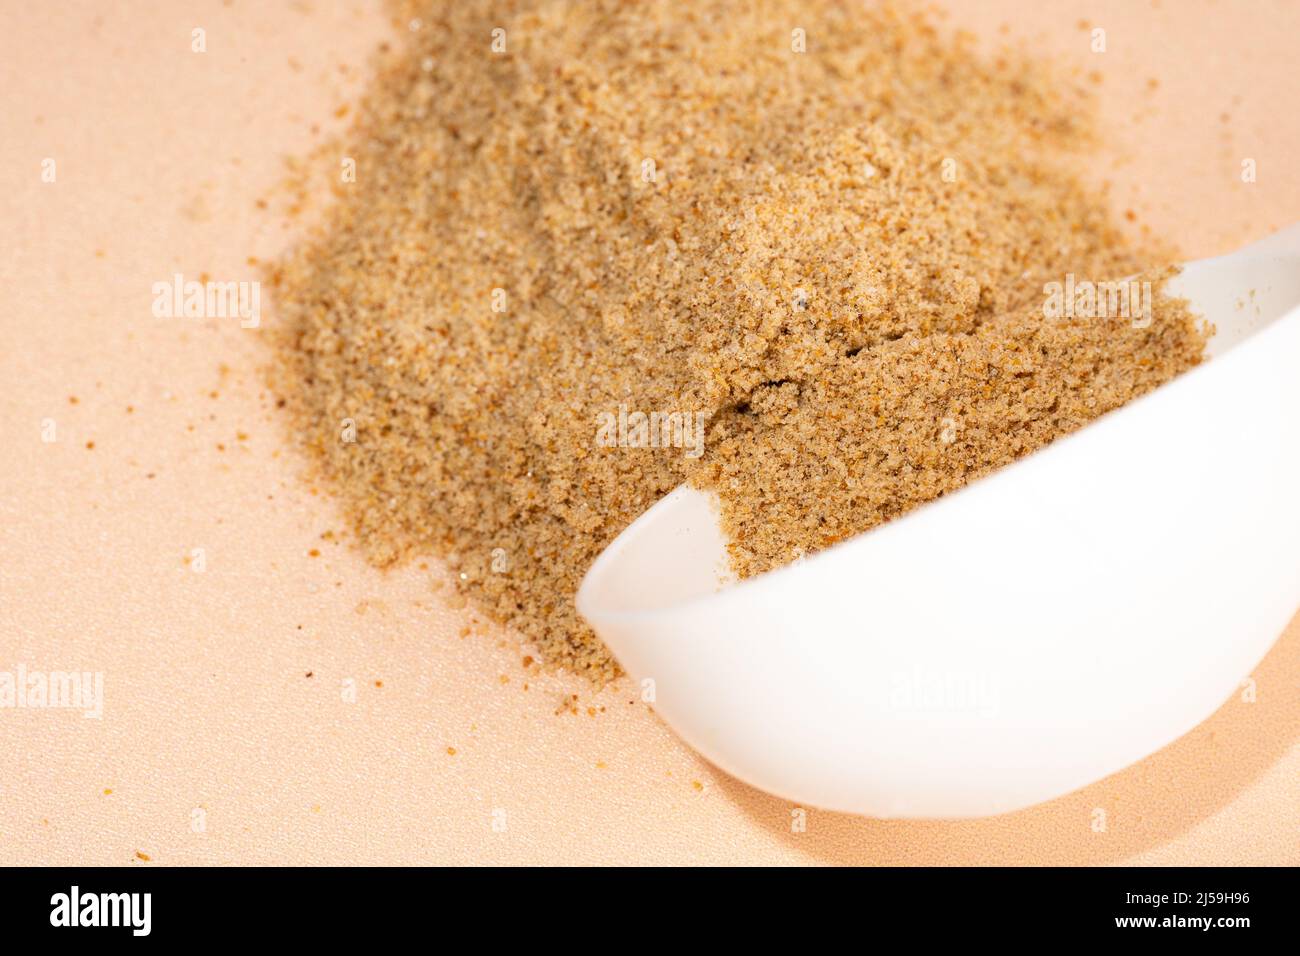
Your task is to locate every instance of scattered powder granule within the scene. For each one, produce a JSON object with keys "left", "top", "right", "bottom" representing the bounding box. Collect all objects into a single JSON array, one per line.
[{"left": 269, "top": 1, "right": 1208, "bottom": 682}]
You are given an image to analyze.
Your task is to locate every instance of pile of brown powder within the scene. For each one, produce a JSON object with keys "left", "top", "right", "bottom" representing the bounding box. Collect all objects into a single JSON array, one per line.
[{"left": 270, "top": 0, "right": 1207, "bottom": 681}]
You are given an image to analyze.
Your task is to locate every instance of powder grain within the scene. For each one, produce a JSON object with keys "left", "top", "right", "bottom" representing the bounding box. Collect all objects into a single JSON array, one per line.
[{"left": 270, "top": 1, "right": 1207, "bottom": 681}]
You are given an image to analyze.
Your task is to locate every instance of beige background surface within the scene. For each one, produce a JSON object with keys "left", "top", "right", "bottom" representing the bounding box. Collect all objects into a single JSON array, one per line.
[{"left": 1, "top": 0, "right": 1297, "bottom": 865}]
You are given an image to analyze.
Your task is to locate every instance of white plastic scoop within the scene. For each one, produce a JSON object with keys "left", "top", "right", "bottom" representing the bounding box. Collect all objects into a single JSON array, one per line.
[{"left": 576, "top": 225, "right": 1300, "bottom": 818}]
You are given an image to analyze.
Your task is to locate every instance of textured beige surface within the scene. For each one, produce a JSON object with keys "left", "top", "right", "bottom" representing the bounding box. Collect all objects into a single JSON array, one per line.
[{"left": 1, "top": 0, "right": 1297, "bottom": 865}]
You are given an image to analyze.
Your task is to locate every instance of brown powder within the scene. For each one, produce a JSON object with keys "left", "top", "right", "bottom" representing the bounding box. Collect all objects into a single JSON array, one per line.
[{"left": 269, "top": 1, "right": 1207, "bottom": 682}]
